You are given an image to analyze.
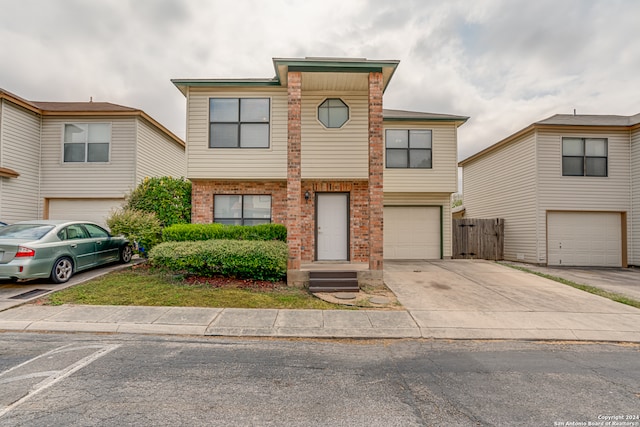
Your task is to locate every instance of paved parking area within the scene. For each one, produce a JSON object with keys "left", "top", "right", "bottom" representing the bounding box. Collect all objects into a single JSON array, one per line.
[
  {"left": 384, "top": 260, "right": 640, "bottom": 341},
  {"left": 0, "top": 261, "right": 140, "bottom": 312},
  {"left": 502, "top": 262, "right": 640, "bottom": 301}
]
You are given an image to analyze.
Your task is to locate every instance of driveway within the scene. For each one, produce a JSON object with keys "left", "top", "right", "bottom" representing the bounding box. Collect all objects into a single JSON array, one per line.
[
  {"left": 384, "top": 260, "right": 640, "bottom": 341},
  {"left": 502, "top": 262, "right": 640, "bottom": 301},
  {"left": 0, "top": 261, "right": 139, "bottom": 312}
]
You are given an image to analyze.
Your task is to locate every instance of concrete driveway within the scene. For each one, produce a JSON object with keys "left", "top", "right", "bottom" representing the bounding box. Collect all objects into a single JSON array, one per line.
[
  {"left": 0, "top": 260, "right": 140, "bottom": 312},
  {"left": 384, "top": 260, "right": 640, "bottom": 341}
]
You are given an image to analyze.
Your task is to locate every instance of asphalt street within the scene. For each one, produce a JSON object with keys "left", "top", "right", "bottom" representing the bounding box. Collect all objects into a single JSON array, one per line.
[{"left": 1, "top": 333, "right": 639, "bottom": 426}]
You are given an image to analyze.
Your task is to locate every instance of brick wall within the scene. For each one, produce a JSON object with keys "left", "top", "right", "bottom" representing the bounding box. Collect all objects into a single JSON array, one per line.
[
  {"left": 368, "top": 72, "right": 384, "bottom": 270},
  {"left": 287, "top": 71, "right": 302, "bottom": 270},
  {"left": 191, "top": 180, "right": 287, "bottom": 224}
]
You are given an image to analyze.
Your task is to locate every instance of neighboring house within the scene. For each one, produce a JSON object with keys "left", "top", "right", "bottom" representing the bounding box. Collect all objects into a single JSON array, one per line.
[
  {"left": 0, "top": 88, "right": 185, "bottom": 226},
  {"left": 172, "top": 57, "right": 467, "bottom": 285},
  {"left": 459, "top": 113, "right": 640, "bottom": 267}
]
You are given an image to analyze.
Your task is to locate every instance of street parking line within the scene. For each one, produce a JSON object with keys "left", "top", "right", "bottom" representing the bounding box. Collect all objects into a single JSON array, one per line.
[{"left": 0, "top": 344, "right": 121, "bottom": 418}]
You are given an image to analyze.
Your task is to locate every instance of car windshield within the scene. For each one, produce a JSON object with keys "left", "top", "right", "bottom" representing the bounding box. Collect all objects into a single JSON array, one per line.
[{"left": 0, "top": 224, "right": 55, "bottom": 240}]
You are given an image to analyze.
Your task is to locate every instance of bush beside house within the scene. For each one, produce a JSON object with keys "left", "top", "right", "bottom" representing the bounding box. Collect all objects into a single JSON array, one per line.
[
  {"left": 149, "top": 240, "right": 288, "bottom": 282},
  {"left": 106, "top": 209, "right": 163, "bottom": 254},
  {"left": 126, "top": 176, "right": 191, "bottom": 226}
]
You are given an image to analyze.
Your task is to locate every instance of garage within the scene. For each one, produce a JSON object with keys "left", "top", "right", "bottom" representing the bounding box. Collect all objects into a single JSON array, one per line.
[
  {"left": 384, "top": 206, "right": 441, "bottom": 260},
  {"left": 47, "top": 198, "right": 125, "bottom": 228},
  {"left": 547, "top": 211, "right": 622, "bottom": 267}
]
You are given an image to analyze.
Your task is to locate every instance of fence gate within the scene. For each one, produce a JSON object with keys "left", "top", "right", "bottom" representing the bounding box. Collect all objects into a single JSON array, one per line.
[{"left": 452, "top": 218, "right": 504, "bottom": 260}]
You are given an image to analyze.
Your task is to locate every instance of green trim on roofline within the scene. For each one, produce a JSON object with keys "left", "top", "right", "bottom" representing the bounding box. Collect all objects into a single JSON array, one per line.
[
  {"left": 273, "top": 58, "right": 400, "bottom": 70},
  {"left": 171, "top": 79, "right": 281, "bottom": 95},
  {"left": 383, "top": 117, "right": 468, "bottom": 123},
  {"left": 287, "top": 65, "right": 384, "bottom": 73}
]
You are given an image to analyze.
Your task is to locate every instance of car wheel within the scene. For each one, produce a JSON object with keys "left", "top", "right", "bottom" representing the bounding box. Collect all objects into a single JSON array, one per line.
[
  {"left": 51, "top": 257, "right": 73, "bottom": 284},
  {"left": 119, "top": 244, "right": 133, "bottom": 264}
]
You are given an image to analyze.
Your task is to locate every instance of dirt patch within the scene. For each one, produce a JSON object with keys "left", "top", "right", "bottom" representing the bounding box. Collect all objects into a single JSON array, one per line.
[{"left": 314, "top": 285, "right": 402, "bottom": 310}]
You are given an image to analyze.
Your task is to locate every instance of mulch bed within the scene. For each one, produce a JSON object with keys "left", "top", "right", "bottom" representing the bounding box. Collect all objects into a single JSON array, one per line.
[{"left": 183, "top": 275, "right": 284, "bottom": 290}]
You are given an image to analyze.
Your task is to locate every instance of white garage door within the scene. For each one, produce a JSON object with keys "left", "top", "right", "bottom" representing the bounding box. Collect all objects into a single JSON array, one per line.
[
  {"left": 547, "top": 212, "right": 622, "bottom": 267},
  {"left": 384, "top": 206, "right": 441, "bottom": 260},
  {"left": 48, "top": 199, "right": 125, "bottom": 228}
]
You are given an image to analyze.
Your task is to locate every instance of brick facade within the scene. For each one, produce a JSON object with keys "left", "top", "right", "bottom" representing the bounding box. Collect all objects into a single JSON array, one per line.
[
  {"left": 286, "top": 71, "right": 303, "bottom": 270},
  {"left": 191, "top": 180, "right": 287, "bottom": 224},
  {"left": 368, "top": 72, "right": 384, "bottom": 270}
]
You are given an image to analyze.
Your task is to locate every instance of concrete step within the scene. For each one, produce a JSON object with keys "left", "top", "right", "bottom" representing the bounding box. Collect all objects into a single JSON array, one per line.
[{"left": 308, "top": 273, "right": 359, "bottom": 293}]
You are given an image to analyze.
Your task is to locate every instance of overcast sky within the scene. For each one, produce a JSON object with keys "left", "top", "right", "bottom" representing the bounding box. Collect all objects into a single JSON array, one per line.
[{"left": 1, "top": 0, "right": 639, "bottom": 160}]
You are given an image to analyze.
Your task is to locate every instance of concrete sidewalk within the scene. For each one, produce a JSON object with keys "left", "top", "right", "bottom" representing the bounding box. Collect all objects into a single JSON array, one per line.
[
  {"left": 0, "top": 305, "right": 421, "bottom": 338},
  {"left": 0, "top": 302, "right": 638, "bottom": 342},
  {"left": 0, "top": 260, "right": 638, "bottom": 342}
]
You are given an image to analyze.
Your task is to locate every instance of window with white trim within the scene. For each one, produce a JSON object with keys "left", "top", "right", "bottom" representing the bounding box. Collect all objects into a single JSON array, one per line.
[
  {"left": 318, "top": 98, "right": 349, "bottom": 128},
  {"left": 562, "top": 137, "right": 608, "bottom": 177},
  {"left": 209, "top": 98, "right": 270, "bottom": 148},
  {"left": 385, "top": 129, "right": 432, "bottom": 168},
  {"left": 63, "top": 123, "right": 110, "bottom": 162},
  {"left": 213, "top": 195, "right": 272, "bottom": 225}
]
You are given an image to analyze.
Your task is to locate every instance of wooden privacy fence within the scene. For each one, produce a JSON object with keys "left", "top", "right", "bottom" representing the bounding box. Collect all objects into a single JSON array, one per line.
[{"left": 453, "top": 218, "right": 504, "bottom": 260}]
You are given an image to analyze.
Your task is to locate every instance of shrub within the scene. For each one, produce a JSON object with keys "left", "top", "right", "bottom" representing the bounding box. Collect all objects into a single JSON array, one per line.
[
  {"left": 106, "top": 209, "right": 162, "bottom": 255},
  {"left": 148, "top": 240, "right": 288, "bottom": 282},
  {"left": 126, "top": 176, "right": 191, "bottom": 226},
  {"left": 162, "top": 223, "right": 287, "bottom": 242}
]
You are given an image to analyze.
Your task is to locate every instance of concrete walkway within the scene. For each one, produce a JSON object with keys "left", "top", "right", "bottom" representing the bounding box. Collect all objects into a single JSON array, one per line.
[{"left": 0, "top": 260, "right": 638, "bottom": 342}]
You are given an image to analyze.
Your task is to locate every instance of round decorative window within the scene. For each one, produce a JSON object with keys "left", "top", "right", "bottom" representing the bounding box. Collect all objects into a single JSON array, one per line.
[{"left": 318, "top": 98, "right": 349, "bottom": 128}]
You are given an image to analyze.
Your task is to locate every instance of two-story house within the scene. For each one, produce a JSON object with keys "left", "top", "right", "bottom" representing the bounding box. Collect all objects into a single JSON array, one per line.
[
  {"left": 173, "top": 57, "right": 467, "bottom": 285},
  {"left": 460, "top": 113, "right": 640, "bottom": 268},
  {"left": 0, "top": 88, "right": 185, "bottom": 226}
]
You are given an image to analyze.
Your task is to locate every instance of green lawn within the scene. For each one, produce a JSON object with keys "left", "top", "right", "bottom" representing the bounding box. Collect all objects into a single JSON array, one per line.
[{"left": 45, "top": 266, "right": 345, "bottom": 310}]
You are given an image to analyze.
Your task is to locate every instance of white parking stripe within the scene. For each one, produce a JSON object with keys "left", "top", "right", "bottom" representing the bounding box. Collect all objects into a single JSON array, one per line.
[{"left": 0, "top": 344, "right": 121, "bottom": 418}]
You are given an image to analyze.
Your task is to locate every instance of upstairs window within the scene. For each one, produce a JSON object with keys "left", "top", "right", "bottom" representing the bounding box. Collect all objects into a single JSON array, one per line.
[
  {"left": 213, "top": 195, "right": 272, "bottom": 225},
  {"left": 318, "top": 98, "right": 349, "bottom": 128},
  {"left": 385, "top": 129, "right": 432, "bottom": 169},
  {"left": 562, "top": 138, "right": 607, "bottom": 177},
  {"left": 209, "top": 98, "right": 270, "bottom": 148},
  {"left": 63, "top": 123, "right": 110, "bottom": 163}
]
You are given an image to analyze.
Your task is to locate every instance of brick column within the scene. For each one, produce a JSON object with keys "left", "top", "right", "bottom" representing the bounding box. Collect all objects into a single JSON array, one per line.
[
  {"left": 287, "top": 71, "right": 302, "bottom": 271},
  {"left": 368, "top": 72, "right": 384, "bottom": 271}
]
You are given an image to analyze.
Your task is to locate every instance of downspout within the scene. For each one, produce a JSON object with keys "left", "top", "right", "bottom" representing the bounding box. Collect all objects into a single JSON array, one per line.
[
  {"left": 534, "top": 127, "right": 541, "bottom": 264},
  {"left": 37, "top": 106, "right": 43, "bottom": 219}
]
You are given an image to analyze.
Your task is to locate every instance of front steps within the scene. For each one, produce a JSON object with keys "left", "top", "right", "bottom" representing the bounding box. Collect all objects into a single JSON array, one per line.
[{"left": 308, "top": 270, "right": 359, "bottom": 293}]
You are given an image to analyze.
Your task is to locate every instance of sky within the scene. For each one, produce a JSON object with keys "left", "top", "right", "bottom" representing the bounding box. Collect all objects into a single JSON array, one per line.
[{"left": 1, "top": 0, "right": 639, "bottom": 161}]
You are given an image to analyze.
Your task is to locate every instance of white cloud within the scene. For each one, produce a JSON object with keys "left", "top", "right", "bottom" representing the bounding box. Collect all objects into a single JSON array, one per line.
[{"left": 1, "top": 0, "right": 639, "bottom": 160}]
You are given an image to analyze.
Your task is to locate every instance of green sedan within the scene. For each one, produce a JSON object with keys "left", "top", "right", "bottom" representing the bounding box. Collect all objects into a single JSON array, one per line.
[{"left": 0, "top": 220, "right": 132, "bottom": 284}]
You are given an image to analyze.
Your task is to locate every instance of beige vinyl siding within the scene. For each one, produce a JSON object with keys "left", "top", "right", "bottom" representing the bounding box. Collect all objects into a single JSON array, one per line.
[
  {"left": 462, "top": 132, "right": 538, "bottom": 263},
  {"left": 186, "top": 87, "right": 288, "bottom": 179},
  {"left": 629, "top": 128, "right": 640, "bottom": 265},
  {"left": 383, "top": 192, "right": 452, "bottom": 258},
  {"left": 300, "top": 92, "right": 369, "bottom": 179},
  {"left": 536, "top": 129, "right": 631, "bottom": 264},
  {"left": 0, "top": 101, "right": 41, "bottom": 222},
  {"left": 384, "top": 122, "right": 459, "bottom": 193},
  {"left": 135, "top": 119, "right": 186, "bottom": 183},
  {"left": 40, "top": 116, "right": 136, "bottom": 198}
]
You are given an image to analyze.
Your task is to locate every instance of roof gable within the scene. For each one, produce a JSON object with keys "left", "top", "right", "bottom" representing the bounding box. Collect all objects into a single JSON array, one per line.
[{"left": 460, "top": 112, "right": 640, "bottom": 166}]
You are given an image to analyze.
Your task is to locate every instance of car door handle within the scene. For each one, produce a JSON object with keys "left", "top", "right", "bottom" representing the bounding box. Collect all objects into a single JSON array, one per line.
[
  {"left": 96, "top": 241, "right": 102, "bottom": 245},
  {"left": 70, "top": 244, "right": 77, "bottom": 248}
]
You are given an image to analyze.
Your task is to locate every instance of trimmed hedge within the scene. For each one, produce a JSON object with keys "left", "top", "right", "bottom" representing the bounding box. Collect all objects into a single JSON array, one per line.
[
  {"left": 148, "top": 240, "right": 288, "bottom": 282},
  {"left": 162, "top": 223, "right": 287, "bottom": 243}
]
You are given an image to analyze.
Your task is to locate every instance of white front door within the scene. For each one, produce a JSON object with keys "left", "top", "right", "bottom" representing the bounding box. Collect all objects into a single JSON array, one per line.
[{"left": 316, "top": 193, "right": 349, "bottom": 261}]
